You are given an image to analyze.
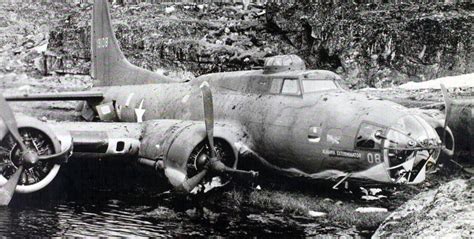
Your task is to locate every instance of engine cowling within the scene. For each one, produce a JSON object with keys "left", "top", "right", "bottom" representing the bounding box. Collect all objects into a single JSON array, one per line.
[
  {"left": 139, "top": 120, "right": 248, "bottom": 186},
  {"left": 0, "top": 116, "right": 64, "bottom": 193},
  {"left": 140, "top": 120, "right": 203, "bottom": 166}
]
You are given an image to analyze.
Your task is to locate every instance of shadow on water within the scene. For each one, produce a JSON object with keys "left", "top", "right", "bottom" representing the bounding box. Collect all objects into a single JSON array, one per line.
[{"left": 0, "top": 158, "right": 389, "bottom": 237}]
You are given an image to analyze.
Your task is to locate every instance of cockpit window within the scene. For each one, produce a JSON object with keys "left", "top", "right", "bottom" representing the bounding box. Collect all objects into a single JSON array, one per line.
[
  {"left": 302, "top": 80, "right": 338, "bottom": 93},
  {"left": 356, "top": 123, "right": 384, "bottom": 150},
  {"left": 281, "top": 79, "right": 301, "bottom": 95}
]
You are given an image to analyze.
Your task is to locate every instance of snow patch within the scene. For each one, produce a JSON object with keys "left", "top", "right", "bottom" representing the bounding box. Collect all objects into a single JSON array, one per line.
[{"left": 399, "top": 73, "right": 474, "bottom": 90}]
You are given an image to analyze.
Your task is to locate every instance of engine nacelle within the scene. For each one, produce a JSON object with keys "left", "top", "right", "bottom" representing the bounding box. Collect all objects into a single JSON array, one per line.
[
  {"left": 0, "top": 115, "right": 64, "bottom": 194},
  {"left": 139, "top": 120, "right": 249, "bottom": 184},
  {"left": 140, "top": 121, "right": 205, "bottom": 169}
]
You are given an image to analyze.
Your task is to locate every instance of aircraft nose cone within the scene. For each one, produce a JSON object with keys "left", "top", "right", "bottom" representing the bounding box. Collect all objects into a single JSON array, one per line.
[
  {"left": 391, "top": 114, "right": 440, "bottom": 146},
  {"left": 384, "top": 115, "right": 442, "bottom": 184}
]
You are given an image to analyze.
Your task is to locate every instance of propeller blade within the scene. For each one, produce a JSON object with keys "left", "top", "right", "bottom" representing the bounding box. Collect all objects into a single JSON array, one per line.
[
  {"left": 38, "top": 143, "right": 73, "bottom": 162},
  {"left": 0, "top": 94, "right": 28, "bottom": 152},
  {"left": 0, "top": 165, "right": 24, "bottom": 206},
  {"left": 440, "top": 84, "right": 454, "bottom": 154},
  {"left": 200, "top": 81, "right": 216, "bottom": 158},
  {"left": 209, "top": 159, "right": 258, "bottom": 178},
  {"left": 195, "top": 82, "right": 259, "bottom": 190},
  {"left": 178, "top": 169, "right": 208, "bottom": 193}
]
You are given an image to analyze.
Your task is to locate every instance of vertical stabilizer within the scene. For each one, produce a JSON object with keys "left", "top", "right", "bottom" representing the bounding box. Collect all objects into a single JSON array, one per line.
[{"left": 92, "top": 0, "right": 172, "bottom": 86}]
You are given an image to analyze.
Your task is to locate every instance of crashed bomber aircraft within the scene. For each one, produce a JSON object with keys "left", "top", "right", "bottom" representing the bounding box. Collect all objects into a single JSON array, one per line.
[{"left": 0, "top": 0, "right": 455, "bottom": 206}]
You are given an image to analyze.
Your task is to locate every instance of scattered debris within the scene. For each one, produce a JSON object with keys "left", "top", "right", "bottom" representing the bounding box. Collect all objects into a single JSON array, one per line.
[
  {"left": 190, "top": 176, "right": 225, "bottom": 194},
  {"left": 369, "top": 188, "right": 382, "bottom": 195},
  {"left": 355, "top": 207, "right": 388, "bottom": 213},
  {"left": 360, "top": 187, "right": 387, "bottom": 201},
  {"left": 308, "top": 210, "right": 326, "bottom": 217},
  {"left": 361, "top": 195, "right": 387, "bottom": 201},
  {"left": 203, "top": 177, "right": 225, "bottom": 193}
]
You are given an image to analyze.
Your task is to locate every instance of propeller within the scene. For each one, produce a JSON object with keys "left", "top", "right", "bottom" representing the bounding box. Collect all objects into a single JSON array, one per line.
[
  {"left": 0, "top": 165, "right": 23, "bottom": 206},
  {"left": 201, "top": 81, "right": 216, "bottom": 160},
  {"left": 439, "top": 85, "right": 473, "bottom": 174},
  {"left": 199, "top": 82, "right": 257, "bottom": 176},
  {"left": 176, "top": 82, "right": 257, "bottom": 193},
  {"left": 0, "top": 94, "right": 70, "bottom": 206},
  {"left": 439, "top": 84, "right": 454, "bottom": 157},
  {"left": 0, "top": 94, "right": 39, "bottom": 166},
  {"left": 173, "top": 82, "right": 213, "bottom": 192},
  {"left": 0, "top": 94, "right": 38, "bottom": 206}
]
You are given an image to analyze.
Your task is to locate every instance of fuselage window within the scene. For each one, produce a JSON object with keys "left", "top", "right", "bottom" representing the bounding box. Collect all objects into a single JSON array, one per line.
[
  {"left": 281, "top": 79, "right": 301, "bottom": 95},
  {"left": 302, "top": 80, "right": 338, "bottom": 93}
]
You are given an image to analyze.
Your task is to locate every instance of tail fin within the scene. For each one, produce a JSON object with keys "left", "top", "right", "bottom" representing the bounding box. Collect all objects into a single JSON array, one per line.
[{"left": 91, "top": 0, "right": 172, "bottom": 86}]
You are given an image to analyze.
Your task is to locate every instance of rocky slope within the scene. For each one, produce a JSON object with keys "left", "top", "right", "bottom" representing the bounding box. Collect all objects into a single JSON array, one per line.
[
  {"left": 268, "top": 2, "right": 472, "bottom": 88},
  {"left": 4, "top": 2, "right": 469, "bottom": 88},
  {"left": 373, "top": 178, "right": 474, "bottom": 238}
]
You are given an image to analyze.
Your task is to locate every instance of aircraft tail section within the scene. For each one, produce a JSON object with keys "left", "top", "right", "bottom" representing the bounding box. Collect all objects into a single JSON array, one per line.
[{"left": 91, "top": 0, "right": 172, "bottom": 86}]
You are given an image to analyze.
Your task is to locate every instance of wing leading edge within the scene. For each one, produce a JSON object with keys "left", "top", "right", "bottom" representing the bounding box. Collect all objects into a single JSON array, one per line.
[
  {"left": 4, "top": 91, "right": 103, "bottom": 102},
  {"left": 48, "top": 121, "right": 142, "bottom": 158}
]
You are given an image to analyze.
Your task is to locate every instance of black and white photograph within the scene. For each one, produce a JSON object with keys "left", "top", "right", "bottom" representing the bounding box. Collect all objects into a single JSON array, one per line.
[{"left": 0, "top": 0, "right": 472, "bottom": 237}]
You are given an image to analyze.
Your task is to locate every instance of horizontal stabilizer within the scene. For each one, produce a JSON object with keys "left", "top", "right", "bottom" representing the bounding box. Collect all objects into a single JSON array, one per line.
[{"left": 4, "top": 91, "right": 103, "bottom": 102}]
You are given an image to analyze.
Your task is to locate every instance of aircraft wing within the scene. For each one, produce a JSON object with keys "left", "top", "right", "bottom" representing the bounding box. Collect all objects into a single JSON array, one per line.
[
  {"left": 0, "top": 83, "right": 257, "bottom": 206},
  {"left": 47, "top": 121, "right": 143, "bottom": 159},
  {"left": 0, "top": 117, "right": 147, "bottom": 205},
  {"left": 4, "top": 91, "right": 104, "bottom": 102},
  {"left": 37, "top": 118, "right": 254, "bottom": 190}
]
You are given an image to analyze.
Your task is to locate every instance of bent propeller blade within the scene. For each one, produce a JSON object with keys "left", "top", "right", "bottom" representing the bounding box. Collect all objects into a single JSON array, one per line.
[
  {"left": 179, "top": 169, "right": 208, "bottom": 193},
  {"left": 0, "top": 165, "right": 24, "bottom": 206},
  {"left": 200, "top": 81, "right": 216, "bottom": 158},
  {"left": 0, "top": 93, "right": 28, "bottom": 152},
  {"left": 440, "top": 84, "right": 452, "bottom": 149}
]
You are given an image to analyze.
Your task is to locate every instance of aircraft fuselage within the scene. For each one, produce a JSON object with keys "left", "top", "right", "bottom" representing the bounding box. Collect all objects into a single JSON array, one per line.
[{"left": 91, "top": 69, "right": 439, "bottom": 183}]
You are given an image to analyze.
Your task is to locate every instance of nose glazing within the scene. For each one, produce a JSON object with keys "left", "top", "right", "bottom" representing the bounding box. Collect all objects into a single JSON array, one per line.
[{"left": 383, "top": 115, "right": 441, "bottom": 184}]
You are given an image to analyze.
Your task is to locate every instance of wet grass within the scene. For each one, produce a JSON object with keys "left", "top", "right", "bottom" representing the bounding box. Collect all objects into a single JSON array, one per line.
[
  {"left": 218, "top": 168, "right": 469, "bottom": 233},
  {"left": 223, "top": 188, "right": 389, "bottom": 230}
]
